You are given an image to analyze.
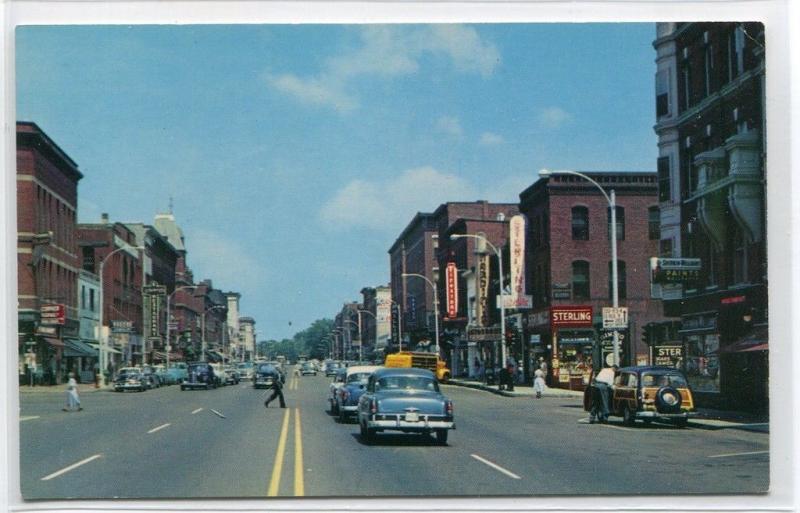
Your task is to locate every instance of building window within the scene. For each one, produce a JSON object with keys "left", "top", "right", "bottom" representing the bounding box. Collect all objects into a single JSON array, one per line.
[
  {"left": 657, "top": 156, "right": 671, "bottom": 202},
  {"left": 81, "top": 285, "right": 86, "bottom": 309},
  {"left": 703, "top": 42, "right": 714, "bottom": 97},
  {"left": 607, "top": 206, "right": 625, "bottom": 241},
  {"left": 655, "top": 69, "right": 670, "bottom": 118},
  {"left": 728, "top": 25, "right": 745, "bottom": 81},
  {"left": 680, "top": 58, "right": 691, "bottom": 111},
  {"left": 608, "top": 260, "right": 627, "bottom": 300},
  {"left": 571, "top": 206, "right": 589, "bottom": 240},
  {"left": 659, "top": 238, "right": 674, "bottom": 258},
  {"left": 648, "top": 206, "right": 660, "bottom": 240},
  {"left": 572, "top": 261, "right": 590, "bottom": 300},
  {"left": 732, "top": 228, "right": 748, "bottom": 284}
]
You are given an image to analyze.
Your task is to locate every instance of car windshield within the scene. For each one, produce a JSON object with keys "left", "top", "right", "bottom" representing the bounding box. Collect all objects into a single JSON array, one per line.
[
  {"left": 376, "top": 376, "right": 439, "bottom": 392},
  {"left": 237, "top": 364, "right": 250, "bottom": 370},
  {"left": 641, "top": 371, "right": 689, "bottom": 388},
  {"left": 347, "top": 372, "right": 371, "bottom": 384},
  {"left": 120, "top": 371, "right": 140, "bottom": 378},
  {"left": 188, "top": 365, "right": 208, "bottom": 372},
  {"left": 257, "top": 364, "right": 277, "bottom": 374}
]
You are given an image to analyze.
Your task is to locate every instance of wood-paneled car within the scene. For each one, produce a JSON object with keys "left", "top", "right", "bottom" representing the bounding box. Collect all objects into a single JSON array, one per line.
[{"left": 584, "top": 366, "right": 695, "bottom": 428}]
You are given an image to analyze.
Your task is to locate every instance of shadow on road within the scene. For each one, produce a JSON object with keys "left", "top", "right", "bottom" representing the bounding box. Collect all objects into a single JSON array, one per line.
[{"left": 350, "top": 433, "right": 445, "bottom": 447}]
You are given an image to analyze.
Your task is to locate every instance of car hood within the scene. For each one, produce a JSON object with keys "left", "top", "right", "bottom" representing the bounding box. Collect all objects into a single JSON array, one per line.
[{"left": 374, "top": 390, "right": 448, "bottom": 415}]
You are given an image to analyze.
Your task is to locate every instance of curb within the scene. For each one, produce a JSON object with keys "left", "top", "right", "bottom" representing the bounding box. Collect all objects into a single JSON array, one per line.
[{"left": 447, "top": 379, "right": 583, "bottom": 398}]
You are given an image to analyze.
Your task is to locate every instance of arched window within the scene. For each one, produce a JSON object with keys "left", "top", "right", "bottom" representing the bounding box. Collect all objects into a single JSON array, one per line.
[
  {"left": 572, "top": 261, "right": 590, "bottom": 300},
  {"left": 608, "top": 261, "right": 627, "bottom": 300},
  {"left": 572, "top": 206, "right": 589, "bottom": 240}
]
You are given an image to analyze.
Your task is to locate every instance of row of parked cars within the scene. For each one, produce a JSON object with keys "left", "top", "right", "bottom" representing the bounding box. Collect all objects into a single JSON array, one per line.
[
  {"left": 113, "top": 362, "right": 245, "bottom": 392},
  {"left": 326, "top": 365, "right": 455, "bottom": 445}
]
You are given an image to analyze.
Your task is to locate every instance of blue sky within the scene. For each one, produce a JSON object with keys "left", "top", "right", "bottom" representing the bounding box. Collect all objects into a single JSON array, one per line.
[{"left": 16, "top": 23, "right": 657, "bottom": 339}]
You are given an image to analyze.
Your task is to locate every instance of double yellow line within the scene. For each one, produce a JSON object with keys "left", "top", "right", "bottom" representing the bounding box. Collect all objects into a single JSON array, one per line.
[
  {"left": 267, "top": 408, "right": 304, "bottom": 496},
  {"left": 287, "top": 376, "right": 299, "bottom": 391}
]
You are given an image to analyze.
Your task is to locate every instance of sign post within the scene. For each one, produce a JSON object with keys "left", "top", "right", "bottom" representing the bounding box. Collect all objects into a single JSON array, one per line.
[{"left": 602, "top": 307, "right": 629, "bottom": 330}]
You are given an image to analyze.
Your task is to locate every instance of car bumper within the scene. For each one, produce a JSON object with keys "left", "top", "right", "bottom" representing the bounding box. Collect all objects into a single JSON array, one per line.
[
  {"left": 114, "top": 383, "right": 144, "bottom": 390},
  {"left": 183, "top": 382, "right": 211, "bottom": 388},
  {"left": 340, "top": 405, "right": 358, "bottom": 414},
  {"left": 367, "top": 415, "right": 455, "bottom": 431},
  {"left": 636, "top": 410, "right": 695, "bottom": 419}
]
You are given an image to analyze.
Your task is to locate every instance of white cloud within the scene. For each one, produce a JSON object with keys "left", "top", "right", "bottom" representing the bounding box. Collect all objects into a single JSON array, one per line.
[
  {"left": 479, "top": 131, "right": 505, "bottom": 146},
  {"left": 319, "top": 166, "right": 477, "bottom": 231},
  {"left": 267, "top": 25, "right": 499, "bottom": 112},
  {"left": 537, "top": 106, "right": 572, "bottom": 128},
  {"left": 436, "top": 116, "right": 463, "bottom": 137},
  {"left": 186, "top": 228, "right": 267, "bottom": 294}
]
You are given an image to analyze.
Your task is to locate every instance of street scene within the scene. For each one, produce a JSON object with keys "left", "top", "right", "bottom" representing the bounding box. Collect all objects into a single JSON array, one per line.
[{"left": 14, "top": 21, "right": 771, "bottom": 501}]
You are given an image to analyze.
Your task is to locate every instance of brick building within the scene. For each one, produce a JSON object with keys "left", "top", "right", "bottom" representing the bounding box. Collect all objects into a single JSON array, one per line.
[
  {"left": 360, "top": 285, "right": 391, "bottom": 358},
  {"left": 519, "top": 172, "right": 663, "bottom": 390},
  {"left": 17, "top": 122, "right": 84, "bottom": 385},
  {"left": 653, "top": 22, "right": 767, "bottom": 411}
]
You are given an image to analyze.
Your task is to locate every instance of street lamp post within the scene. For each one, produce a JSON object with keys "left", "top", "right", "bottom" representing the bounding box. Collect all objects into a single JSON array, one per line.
[
  {"left": 539, "top": 168, "right": 620, "bottom": 366},
  {"left": 98, "top": 244, "right": 144, "bottom": 379},
  {"left": 201, "top": 305, "right": 227, "bottom": 362},
  {"left": 165, "top": 285, "right": 198, "bottom": 370},
  {"left": 401, "top": 273, "right": 439, "bottom": 356},
  {"left": 343, "top": 319, "right": 361, "bottom": 363},
  {"left": 450, "top": 233, "right": 509, "bottom": 370}
]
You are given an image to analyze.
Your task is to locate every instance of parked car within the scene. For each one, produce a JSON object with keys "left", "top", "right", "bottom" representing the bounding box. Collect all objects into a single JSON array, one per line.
[
  {"left": 151, "top": 364, "right": 175, "bottom": 386},
  {"left": 236, "top": 362, "right": 255, "bottom": 381},
  {"left": 335, "top": 365, "right": 381, "bottom": 423},
  {"left": 583, "top": 365, "right": 696, "bottom": 428},
  {"left": 116, "top": 367, "right": 152, "bottom": 390},
  {"left": 223, "top": 366, "right": 240, "bottom": 385},
  {"left": 328, "top": 368, "right": 347, "bottom": 414},
  {"left": 357, "top": 367, "right": 454, "bottom": 445},
  {"left": 139, "top": 365, "right": 162, "bottom": 388},
  {"left": 300, "top": 362, "right": 317, "bottom": 376},
  {"left": 167, "top": 362, "right": 188, "bottom": 384},
  {"left": 181, "top": 362, "right": 218, "bottom": 390},
  {"left": 253, "top": 363, "right": 282, "bottom": 389},
  {"left": 209, "top": 364, "right": 227, "bottom": 386},
  {"left": 114, "top": 369, "right": 148, "bottom": 392}
]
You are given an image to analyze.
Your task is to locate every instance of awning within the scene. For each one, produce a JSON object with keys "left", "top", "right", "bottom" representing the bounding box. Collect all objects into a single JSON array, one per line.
[
  {"left": 86, "top": 343, "right": 122, "bottom": 355},
  {"left": 719, "top": 327, "right": 768, "bottom": 354},
  {"left": 63, "top": 339, "right": 99, "bottom": 358},
  {"left": 43, "top": 337, "right": 64, "bottom": 348}
]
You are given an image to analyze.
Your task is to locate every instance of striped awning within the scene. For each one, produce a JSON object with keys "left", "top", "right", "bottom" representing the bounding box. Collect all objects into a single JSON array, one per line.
[{"left": 64, "top": 339, "right": 99, "bottom": 358}]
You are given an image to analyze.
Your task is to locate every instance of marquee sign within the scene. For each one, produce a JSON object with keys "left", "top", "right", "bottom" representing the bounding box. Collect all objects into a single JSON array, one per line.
[
  {"left": 508, "top": 215, "right": 532, "bottom": 309},
  {"left": 476, "top": 254, "right": 491, "bottom": 327},
  {"left": 445, "top": 262, "right": 458, "bottom": 319},
  {"left": 40, "top": 303, "right": 65, "bottom": 325}
]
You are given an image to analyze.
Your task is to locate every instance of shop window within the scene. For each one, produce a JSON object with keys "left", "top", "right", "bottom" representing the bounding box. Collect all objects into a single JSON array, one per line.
[
  {"left": 572, "top": 261, "right": 590, "bottom": 300},
  {"left": 571, "top": 206, "right": 589, "bottom": 240},
  {"left": 648, "top": 206, "right": 660, "bottom": 240},
  {"left": 685, "top": 334, "right": 720, "bottom": 393},
  {"left": 657, "top": 156, "right": 671, "bottom": 202},
  {"left": 608, "top": 260, "right": 627, "bottom": 300},
  {"left": 607, "top": 206, "right": 625, "bottom": 241}
]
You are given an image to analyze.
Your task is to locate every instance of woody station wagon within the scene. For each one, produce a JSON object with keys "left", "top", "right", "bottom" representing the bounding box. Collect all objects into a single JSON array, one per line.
[{"left": 584, "top": 366, "right": 696, "bottom": 428}]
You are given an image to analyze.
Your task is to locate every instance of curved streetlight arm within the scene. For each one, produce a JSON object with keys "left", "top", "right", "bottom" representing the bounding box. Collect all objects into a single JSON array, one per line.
[
  {"left": 98, "top": 245, "right": 144, "bottom": 372},
  {"left": 449, "top": 233, "right": 500, "bottom": 257},
  {"left": 401, "top": 273, "right": 440, "bottom": 356},
  {"left": 539, "top": 168, "right": 612, "bottom": 206}
]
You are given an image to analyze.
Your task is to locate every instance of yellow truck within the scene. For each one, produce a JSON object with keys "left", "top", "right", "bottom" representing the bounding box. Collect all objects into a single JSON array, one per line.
[{"left": 384, "top": 351, "right": 451, "bottom": 382}]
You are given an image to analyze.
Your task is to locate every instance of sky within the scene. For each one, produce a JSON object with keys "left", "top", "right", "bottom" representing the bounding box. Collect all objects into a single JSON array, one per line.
[{"left": 16, "top": 23, "right": 658, "bottom": 340}]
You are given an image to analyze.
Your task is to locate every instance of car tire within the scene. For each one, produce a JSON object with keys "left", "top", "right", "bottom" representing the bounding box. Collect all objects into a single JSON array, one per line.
[
  {"left": 332, "top": 401, "right": 339, "bottom": 415},
  {"left": 338, "top": 408, "right": 346, "bottom": 424},
  {"left": 435, "top": 429, "right": 449, "bottom": 445},
  {"left": 622, "top": 405, "right": 636, "bottom": 426},
  {"left": 180, "top": 385, "right": 185, "bottom": 391},
  {"left": 360, "top": 421, "right": 375, "bottom": 444},
  {"left": 205, "top": 384, "right": 210, "bottom": 390}
]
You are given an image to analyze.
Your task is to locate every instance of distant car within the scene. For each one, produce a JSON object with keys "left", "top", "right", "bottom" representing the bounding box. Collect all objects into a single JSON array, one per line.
[
  {"left": 357, "top": 367, "right": 454, "bottom": 445},
  {"left": 253, "top": 363, "right": 282, "bottom": 389},
  {"left": 328, "top": 368, "right": 348, "bottom": 414},
  {"left": 300, "top": 362, "right": 317, "bottom": 376},
  {"left": 138, "top": 365, "right": 162, "bottom": 388},
  {"left": 324, "top": 361, "right": 342, "bottom": 377},
  {"left": 583, "top": 365, "right": 696, "bottom": 428},
  {"left": 210, "top": 364, "right": 227, "bottom": 387},
  {"left": 181, "top": 362, "right": 218, "bottom": 391},
  {"left": 114, "top": 369, "right": 147, "bottom": 392},
  {"left": 335, "top": 365, "right": 381, "bottom": 423},
  {"left": 152, "top": 364, "right": 176, "bottom": 385},
  {"left": 236, "top": 362, "right": 254, "bottom": 381},
  {"left": 223, "top": 366, "right": 240, "bottom": 385},
  {"left": 117, "top": 367, "right": 153, "bottom": 390},
  {"left": 167, "top": 362, "right": 188, "bottom": 384}
]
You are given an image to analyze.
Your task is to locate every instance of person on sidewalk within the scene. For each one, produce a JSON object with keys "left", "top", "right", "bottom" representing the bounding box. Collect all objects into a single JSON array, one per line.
[
  {"left": 533, "top": 367, "right": 546, "bottom": 398},
  {"left": 590, "top": 365, "right": 617, "bottom": 423},
  {"left": 264, "top": 373, "right": 286, "bottom": 409},
  {"left": 63, "top": 372, "right": 82, "bottom": 412}
]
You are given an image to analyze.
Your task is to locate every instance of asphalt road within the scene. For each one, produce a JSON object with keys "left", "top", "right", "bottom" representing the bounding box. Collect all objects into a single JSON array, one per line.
[{"left": 19, "top": 370, "right": 769, "bottom": 500}]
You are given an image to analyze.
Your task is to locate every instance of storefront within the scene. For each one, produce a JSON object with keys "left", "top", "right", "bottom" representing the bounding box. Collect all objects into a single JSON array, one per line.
[{"left": 546, "top": 306, "right": 595, "bottom": 391}]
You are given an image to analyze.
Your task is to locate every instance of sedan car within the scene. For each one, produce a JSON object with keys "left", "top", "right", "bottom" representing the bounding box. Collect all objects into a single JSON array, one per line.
[
  {"left": 223, "top": 366, "right": 240, "bottom": 385},
  {"left": 181, "top": 362, "right": 218, "bottom": 390},
  {"left": 328, "top": 368, "right": 347, "bottom": 414},
  {"left": 152, "top": 364, "right": 176, "bottom": 386},
  {"left": 324, "top": 361, "right": 342, "bottom": 377},
  {"left": 335, "top": 365, "right": 381, "bottom": 423},
  {"left": 357, "top": 367, "right": 454, "bottom": 445},
  {"left": 236, "top": 362, "right": 255, "bottom": 381},
  {"left": 114, "top": 369, "right": 148, "bottom": 392},
  {"left": 300, "top": 362, "right": 317, "bottom": 376},
  {"left": 253, "top": 363, "right": 282, "bottom": 389}
]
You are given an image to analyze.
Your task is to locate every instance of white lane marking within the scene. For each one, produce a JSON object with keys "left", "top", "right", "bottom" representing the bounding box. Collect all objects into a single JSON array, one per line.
[
  {"left": 147, "top": 423, "right": 171, "bottom": 434},
  {"left": 708, "top": 450, "right": 769, "bottom": 459},
  {"left": 191, "top": 408, "right": 203, "bottom": 414},
  {"left": 20, "top": 415, "right": 40, "bottom": 421},
  {"left": 210, "top": 408, "right": 226, "bottom": 419},
  {"left": 470, "top": 454, "right": 521, "bottom": 480},
  {"left": 41, "top": 454, "right": 102, "bottom": 481}
]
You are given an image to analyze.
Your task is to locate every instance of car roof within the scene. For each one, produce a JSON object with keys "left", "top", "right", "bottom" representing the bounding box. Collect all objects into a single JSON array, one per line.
[
  {"left": 371, "top": 367, "right": 436, "bottom": 378},
  {"left": 346, "top": 365, "right": 382, "bottom": 376},
  {"left": 619, "top": 365, "right": 685, "bottom": 374}
]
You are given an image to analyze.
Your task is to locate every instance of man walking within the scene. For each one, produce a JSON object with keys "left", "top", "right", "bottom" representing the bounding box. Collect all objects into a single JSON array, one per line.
[
  {"left": 590, "top": 365, "right": 617, "bottom": 423},
  {"left": 264, "top": 372, "right": 286, "bottom": 409},
  {"left": 63, "top": 372, "right": 82, "bottom": 412}
]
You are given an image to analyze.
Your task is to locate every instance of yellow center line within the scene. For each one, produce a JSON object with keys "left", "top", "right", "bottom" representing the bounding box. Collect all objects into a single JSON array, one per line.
[
  {"left": 294, "top": 408, "right": 304, "bottom": 496},
  {"left": 267, "top": 407, "right": 292, "bottom": 496}
]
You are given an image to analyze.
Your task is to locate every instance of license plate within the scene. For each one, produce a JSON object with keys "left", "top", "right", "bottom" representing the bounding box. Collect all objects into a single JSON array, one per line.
[{"left": 405, "top": 412, "right": 419, "bottom": 422}]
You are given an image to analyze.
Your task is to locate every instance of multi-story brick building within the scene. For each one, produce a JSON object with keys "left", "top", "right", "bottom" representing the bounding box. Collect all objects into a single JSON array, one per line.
[
  {"left": 653, "top": 22, "right": 767, "bottom": 411},
  {"left": 519, "top": 172, "right": 663, "bottom": 390},
  {"left": 17, "top": 122, "right": 84, "bottom": 384},
  {"left": 360, "top": 285, "right": 391, "bottom": 358}
]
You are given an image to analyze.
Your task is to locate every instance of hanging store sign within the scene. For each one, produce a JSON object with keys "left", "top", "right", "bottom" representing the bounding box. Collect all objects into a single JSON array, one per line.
[
  {"left": 476, "top": 254, "right": 491, "bottom": 327},
  {"left": 36, "top": 325, "right": 58, "bottom": 336},
  {"left": 650, "top": 257, "right": 702, "bottom": 284},
  {"left": 445, "top": 262, "right": 459, "bottom": 319},
  {"left": 602, "top": 307, "right": 629, "bottom": 329},
  {"left": 508, "top": 215, "right": 529, "bottom": 300},
  {"left": 467, "top": 326, "right": 501, "bottom": 342},
  {"left": 550, "top": 306, "right": 593, "bottom": 328},
  {"left": 40, "top": 303, "right": 65, "bottom": 325},
  {"left": 111, "top": 320, "right": 133, "bottom": 333}
]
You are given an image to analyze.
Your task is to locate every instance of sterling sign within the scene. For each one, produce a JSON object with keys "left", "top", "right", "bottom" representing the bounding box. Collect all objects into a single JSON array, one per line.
[{"left": 550, "top": 306, "right": 593, "bottom": 328}]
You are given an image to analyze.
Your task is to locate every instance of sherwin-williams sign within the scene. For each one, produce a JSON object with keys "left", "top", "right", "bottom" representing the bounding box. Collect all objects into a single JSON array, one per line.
[
  {"left": 550, "top": 306, "right": 593, "bottom": 328},
  {"left": 445, "top": 262, "right": 458, "bottom": 319}
]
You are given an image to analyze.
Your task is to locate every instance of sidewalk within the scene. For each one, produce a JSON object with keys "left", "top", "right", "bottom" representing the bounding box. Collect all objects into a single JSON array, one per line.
[
  {"left": 446, "top": 378, "right": 769, "bottom": 433},
  {"left": 19, "top": 384, "right": 112, "bottom": 394}
]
